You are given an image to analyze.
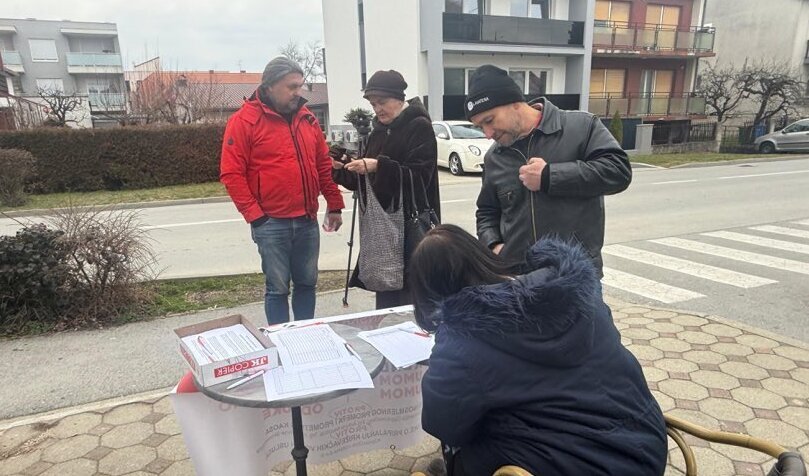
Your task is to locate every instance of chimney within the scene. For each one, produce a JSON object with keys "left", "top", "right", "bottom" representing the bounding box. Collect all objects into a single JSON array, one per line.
[{"left": 240, "top": 70, "right": 246, "bottom": 74}]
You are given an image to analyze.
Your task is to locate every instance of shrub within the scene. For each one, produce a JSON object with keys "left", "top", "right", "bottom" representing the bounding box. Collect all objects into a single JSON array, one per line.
[
  {"left": 0, "top": 224, "right": 73, "bottom": 333},
  {"left": 0, "top": 148, "right": 36, "bottom": 206},
  {"left": 0, "top": 124, "right": 224, "bottom": 194},
  {"left": 609, "top": 110, "right": 624, "bottom": 146}
]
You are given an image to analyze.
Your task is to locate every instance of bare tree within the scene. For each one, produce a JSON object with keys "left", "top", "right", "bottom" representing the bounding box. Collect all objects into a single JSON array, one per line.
[
  {"left": 278, "top": 40, "right": 325, "bottom": 85},
  {"left": 739, "top": 60, "right": 806, "bottom": 127},
  {"left": 131, "top": 69, "right": 225, "bottom": 124},
  {"left": 698, "top": 63, "right": 753, "bottom": 132},
  {"left": 36, "top": 87, "right": 88, "bottom": 127}
]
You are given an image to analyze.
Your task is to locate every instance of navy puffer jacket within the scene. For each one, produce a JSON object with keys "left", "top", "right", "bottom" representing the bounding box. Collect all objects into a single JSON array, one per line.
[{"left": 421, "top": 238, "right": 667, "bottom": 476}]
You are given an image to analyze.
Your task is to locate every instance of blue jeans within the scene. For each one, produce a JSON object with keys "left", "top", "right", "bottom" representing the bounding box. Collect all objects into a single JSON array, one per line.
[{"left": 251, "top": 216, "right": 319, "bottom": 325}]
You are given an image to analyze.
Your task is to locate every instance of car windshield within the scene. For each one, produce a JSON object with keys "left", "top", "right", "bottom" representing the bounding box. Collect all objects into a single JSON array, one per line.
[{"left": 449, "top": 124, "right": 487, "bottom": 139}]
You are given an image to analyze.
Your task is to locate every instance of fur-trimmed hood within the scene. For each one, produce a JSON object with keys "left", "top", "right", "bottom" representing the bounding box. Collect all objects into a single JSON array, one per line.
[{"left": 439, "top": 238, "right": 600, "bottom": 367}]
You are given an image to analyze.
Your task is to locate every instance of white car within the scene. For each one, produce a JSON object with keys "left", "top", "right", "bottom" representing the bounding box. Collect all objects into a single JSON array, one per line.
[{"left": 432, "top": 120, "right": 494, "bottom": 175}]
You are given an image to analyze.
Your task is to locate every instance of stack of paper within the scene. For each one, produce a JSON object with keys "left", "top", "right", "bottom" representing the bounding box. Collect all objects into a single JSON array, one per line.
[
  {"left": 357, "top": 322, "right": 434, "bottom": 369},
  {"left": 180, "top": 324, "right": 264, "bottom": 364},
  {"left": 263, "top": 325, "right": 374, "bottom": 401}
]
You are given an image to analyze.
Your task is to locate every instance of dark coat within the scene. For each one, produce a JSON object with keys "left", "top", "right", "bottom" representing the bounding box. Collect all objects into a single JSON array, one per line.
[
  {"left": 334, "top": 98, "right": 440, "bottom": 292},
  {"left": 475, "top": 98, "right": 631, "bottom": 276},
  {"left": 421, "top": 238, "right": 667, "bottom": 476}
]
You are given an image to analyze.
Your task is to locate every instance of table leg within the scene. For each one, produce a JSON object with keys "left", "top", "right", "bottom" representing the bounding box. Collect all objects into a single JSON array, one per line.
[{"left": 291, "top": 406, "right": 309, "bottom": 476}]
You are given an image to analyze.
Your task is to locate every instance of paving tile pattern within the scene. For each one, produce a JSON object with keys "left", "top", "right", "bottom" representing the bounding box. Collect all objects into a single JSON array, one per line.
[{"left": 2, "top": 302, "right": 808, "bottom": 475}]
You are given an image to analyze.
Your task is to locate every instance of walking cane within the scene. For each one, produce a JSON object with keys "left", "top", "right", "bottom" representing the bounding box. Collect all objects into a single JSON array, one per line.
[{"left": 342, "top": 119, "right": 371, "bottom": 307}]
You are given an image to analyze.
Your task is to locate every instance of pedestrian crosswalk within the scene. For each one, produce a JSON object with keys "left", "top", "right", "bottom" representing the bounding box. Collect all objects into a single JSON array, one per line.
[{"left": 602, "top": 220, "right": 809, "bottom": 304}]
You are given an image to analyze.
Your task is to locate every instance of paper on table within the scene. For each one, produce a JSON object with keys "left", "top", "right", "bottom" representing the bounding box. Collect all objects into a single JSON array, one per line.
[
  {"left": 181, "top": 324, "right": 264, "bottom": 364},
  {"left": 268, "top": 325, "right": 352, "bottom": 371},
  {"left": 262, "top": 357, "right": 374, "bottom": 401},
  {"left": 357, "top": 322, "right": 434, "bottom": 369}
]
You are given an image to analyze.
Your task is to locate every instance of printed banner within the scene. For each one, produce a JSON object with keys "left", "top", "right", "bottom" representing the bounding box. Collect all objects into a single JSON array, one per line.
[{"left": 172, "top": 363, "right": 426, "bottom": 476}]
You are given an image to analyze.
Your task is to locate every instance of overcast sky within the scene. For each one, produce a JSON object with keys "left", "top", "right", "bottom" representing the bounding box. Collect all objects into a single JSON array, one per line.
[{"left": 4, "top": 0, "right": 325, "bottom": 72}]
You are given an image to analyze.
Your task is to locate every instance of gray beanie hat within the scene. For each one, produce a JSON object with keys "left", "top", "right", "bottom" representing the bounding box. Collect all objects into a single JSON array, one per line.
[{"left": 261, "top": 56, "right": 304, "bottom": 87}]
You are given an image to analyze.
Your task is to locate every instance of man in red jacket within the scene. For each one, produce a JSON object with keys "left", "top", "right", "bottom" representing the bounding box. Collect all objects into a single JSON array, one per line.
[{"left": 220, "top": 57, "right": 345, "bottom": 325}]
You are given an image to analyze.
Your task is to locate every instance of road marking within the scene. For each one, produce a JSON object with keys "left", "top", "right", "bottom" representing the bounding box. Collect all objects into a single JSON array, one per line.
[
  {"left": 749, "top": 225, "right": 809, "bottom": 240},
  {"left": 651, "top": 179, "right": 699, "bottom": 185},
  {"left": 602, "top": 268, "right": 705, "bottom": 303},
  {"left": 603, "top": 244, "right": 775, "bottom": 288},
  {"left": 651, "top": 237, "right": 809, "bottom": 276},
  {"left": 702, "top": 231, "right": 809, "bottom": 255},
  {"left": 793, "top": 219, "right": 809, "bottom": 226},
  {"left": 718, "top": 170, "right": 809, "bottom": 180},
  {"left": 144, "top": 219, "right": 242, "bottom": 230}
]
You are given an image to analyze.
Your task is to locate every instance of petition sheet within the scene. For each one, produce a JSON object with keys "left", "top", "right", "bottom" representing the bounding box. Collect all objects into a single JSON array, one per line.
[{"left": 357, "top": 321, "right": 434, "bottom": 369}]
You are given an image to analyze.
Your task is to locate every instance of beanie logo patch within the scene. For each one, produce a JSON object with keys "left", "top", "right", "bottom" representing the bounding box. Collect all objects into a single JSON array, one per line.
[{"left": 468, "top": 97, "right": 490, "bottom": 111}]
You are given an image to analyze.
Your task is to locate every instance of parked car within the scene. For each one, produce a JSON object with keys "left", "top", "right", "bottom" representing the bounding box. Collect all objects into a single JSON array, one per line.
[
  {"left": 431, "top": 120, "right": 494, "bottom": 175},
  {"left": 754, "top": 118, "right": 809, "bottom": 153}
]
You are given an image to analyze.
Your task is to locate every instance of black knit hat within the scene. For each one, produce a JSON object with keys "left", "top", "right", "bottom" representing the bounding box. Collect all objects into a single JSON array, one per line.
[
  {"left": 363, "top": 70, "right": 407, "bottom": 101},
  {"left": 464, "top": 65, "right": 525, "bottom": 120}
]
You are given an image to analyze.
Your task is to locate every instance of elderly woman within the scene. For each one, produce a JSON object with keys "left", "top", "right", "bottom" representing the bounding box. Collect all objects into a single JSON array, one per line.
[
  {"left": 409, "top": 224, "right": 668, "bottom": 476},
  {"left": 332, "top": 69, "right": 440, "bottom": 309}
]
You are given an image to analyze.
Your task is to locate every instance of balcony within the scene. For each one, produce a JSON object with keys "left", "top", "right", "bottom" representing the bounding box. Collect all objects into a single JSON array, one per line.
[
  {"left": 66, "top": 53, "right": 123, "bottom": 74},
  {"left": 88, "top": 93, "right": 127, "bottom": 112},
  {"left": 1, "top": 50, "right": 24, "bottom": 73},
  {"left": 443, "top": 13, "right": 584, "bottom": 48},
  {"left": 593, "top": 22, "right": 715, "bottom": 57},
  {"left": 589, "top": 93, "right": 707, "bottom": 118}
]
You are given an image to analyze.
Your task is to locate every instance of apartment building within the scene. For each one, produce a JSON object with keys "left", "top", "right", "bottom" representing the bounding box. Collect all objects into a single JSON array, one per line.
[
  {"left": 589, "top": 0, "right": 715, "bottom": 119},
  {"left": 0, "top": 18, "right": 127, "bottom": 128},
  {"left": 322, "top": 0, "right": 594, "bottom": 134}
]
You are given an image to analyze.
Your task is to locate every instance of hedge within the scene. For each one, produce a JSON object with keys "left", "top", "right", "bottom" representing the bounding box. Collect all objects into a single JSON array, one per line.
[{"left": 0, "top": 124, "right": 225, "bottom": 193}]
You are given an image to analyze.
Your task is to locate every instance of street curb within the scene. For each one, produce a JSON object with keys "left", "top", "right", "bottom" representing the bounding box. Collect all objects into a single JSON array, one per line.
[
  {"left": 670, "top": 154, "right": 809, "bottom": 169},
  {"left": 0, "top": 386, "right": 174, "bottom": 432},
  {"left": 2, "top": 196, "right": 233, "bottom": 219}
]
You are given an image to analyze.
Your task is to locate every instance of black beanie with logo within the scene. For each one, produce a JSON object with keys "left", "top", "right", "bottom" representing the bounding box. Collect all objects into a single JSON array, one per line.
[{"left": 464, "top": 65, "right": 525, "bottom": 120}]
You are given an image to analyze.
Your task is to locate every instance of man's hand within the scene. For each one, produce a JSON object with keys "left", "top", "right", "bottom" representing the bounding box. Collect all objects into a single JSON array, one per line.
[
  {"left": 518, "top": 157, "right": 547, "bottom": 192},
  {"left": 344, "top": 158, "right": 378, "bottom": 174},
  {"left": 331, "top": 158, "right": 346, "bottom": 170},
  {"left": 491, "top": 243, "right": 504, "bottom": 255},
  {"left": 322, "top": 212, "right": 343, "bottom": 232}
]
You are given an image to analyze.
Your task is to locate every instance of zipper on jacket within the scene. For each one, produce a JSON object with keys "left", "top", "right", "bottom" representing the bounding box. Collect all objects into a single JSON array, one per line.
[
  {"left": 289, "top": 118, "right": 312, "bottom": 218},
  {"left": 509, "top": 133, "right": 538, "bottom": 243}
]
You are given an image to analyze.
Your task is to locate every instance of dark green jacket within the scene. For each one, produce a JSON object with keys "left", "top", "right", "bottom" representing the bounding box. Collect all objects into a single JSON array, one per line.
[{"left": 475, "top": 98, "right": 631, "bottom": 275}]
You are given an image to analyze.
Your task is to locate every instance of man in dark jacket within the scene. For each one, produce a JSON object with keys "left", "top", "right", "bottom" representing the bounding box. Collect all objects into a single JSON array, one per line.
[
  {"left": 468, "top": 65, "right": 631, "bottom": 276},
  {"left": 220, "top": 57, "right": 345, "bottom": 324}
]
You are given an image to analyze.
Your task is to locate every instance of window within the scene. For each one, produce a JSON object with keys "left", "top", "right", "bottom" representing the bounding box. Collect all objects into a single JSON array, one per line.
[
  {"left": 595, "top": 1, "right": 630, "bottom": 25},
  {"left": 433, "top": 124, "right": 449, "bottom": 137},
  {"left": 508, "top": 69, "right": 548, "bottom": 95},
  {"left": 511, "top": 0, "right": 549, "bottom": 18},
  {"left": 35, "top": 78, "right": 64, "bottom": 93},
  {"left": 646, "top": 4, "right": 680, "bottom": 28},
  {"left": 640, "top": 70, "right": 673, "bottom": 95},
  {"left": 783, "top": 120, "right": 809, "bottom": 133},
  {"left": 29, "top": 39, "right": 58, "bottom": 62},
  {"left": 445, "top": 0, "right": 482, "bottom": 14},
  {"left": 449, "top": 124, "right": 486, "bottom": 138},
  {"left": 590, "top": 69, "right": 626, "bottom": 96},
  {"left": 465, "top": 68, "right": 477, "bottom": 93},
  {"left": 444, "top": 68, "right": 466, "bottom": 95}
]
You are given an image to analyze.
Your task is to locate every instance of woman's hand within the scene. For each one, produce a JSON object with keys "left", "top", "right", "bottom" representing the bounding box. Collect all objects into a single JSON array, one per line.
[
  {"left": 344, "top": 158, "right": 378, "bottom": 174},
  {"left": 331, "top": 158, "right": 345, "bottom": 170}
]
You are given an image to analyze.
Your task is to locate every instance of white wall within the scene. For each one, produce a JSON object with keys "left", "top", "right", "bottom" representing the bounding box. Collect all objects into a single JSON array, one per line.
[
  {"left": 443, "top": 53, "right": 567, "bottom": 94},
  {"left": 487, "top": 0, "right": 570, "bottom": 19},
  {"left": 321, "top": 0, "right": 366, "bottom": 127},
  {"left": 364, "top": 0, "right": 424, "bottom": 98}
]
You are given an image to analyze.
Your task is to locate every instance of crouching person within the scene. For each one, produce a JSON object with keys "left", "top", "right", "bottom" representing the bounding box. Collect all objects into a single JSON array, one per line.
[{"left": 409, "top": 224, "right": 667, "bottom": 476}]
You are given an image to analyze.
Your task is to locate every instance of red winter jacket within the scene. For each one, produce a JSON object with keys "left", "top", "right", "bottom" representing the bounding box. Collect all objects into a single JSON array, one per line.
[{"left": 220, "top": 94, "right": 344, "bottom": 223}]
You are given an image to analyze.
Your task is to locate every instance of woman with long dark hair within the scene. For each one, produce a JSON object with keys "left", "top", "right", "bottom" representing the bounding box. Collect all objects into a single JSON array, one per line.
[{"left": 410, "top": 224, "right": 667, "bottom": 476}]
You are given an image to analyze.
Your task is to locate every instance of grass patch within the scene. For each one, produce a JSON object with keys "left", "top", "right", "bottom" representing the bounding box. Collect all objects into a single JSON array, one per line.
[
  {"left": 137, "top": 269, "right": 348, "bottom": 319},
  {"left": 631, "top": 152, "right": 767, "bottom": 168},
  {"left": 2, "top": 181, "right": 227, "bottom": 212}
]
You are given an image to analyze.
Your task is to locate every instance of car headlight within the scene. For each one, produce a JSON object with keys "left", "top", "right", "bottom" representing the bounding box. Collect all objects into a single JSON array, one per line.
[{"left": 468, "top": 145, "right": 482, "bottom": 156}]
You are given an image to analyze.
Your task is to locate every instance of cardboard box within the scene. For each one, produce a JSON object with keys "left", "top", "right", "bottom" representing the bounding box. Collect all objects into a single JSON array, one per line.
[{"left": 174, "top": 314, "right": 278, "bottom": 387}]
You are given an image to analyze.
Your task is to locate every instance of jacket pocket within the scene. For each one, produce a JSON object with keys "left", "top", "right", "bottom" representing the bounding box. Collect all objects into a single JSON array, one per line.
[{"left": 496, "top": 187, "right": 518, "bottom": 213}]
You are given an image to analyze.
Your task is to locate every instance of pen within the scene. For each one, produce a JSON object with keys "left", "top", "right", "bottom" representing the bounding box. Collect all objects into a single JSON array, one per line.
[
  {"left": 226, "top": 370, "right": 265, "bottom": 390},
  {"left": 344, "top": 343, "right": 362, "bottom": 361},
  {"left": 401, "top": 328, "right": 431, "bottom": 338}
]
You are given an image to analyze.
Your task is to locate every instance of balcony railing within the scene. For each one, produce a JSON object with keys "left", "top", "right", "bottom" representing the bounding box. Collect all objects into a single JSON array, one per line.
[
  {"left": 1, "top": 50, "right": 23, "bottom": 66},
  {"left": 589, "top": 93, "right": 707, "bottom": 117},
  {"left": 443, "top": 12, "right": 584, "bottom": 47},
  {"left": 66, "top": 52, "right": 122, "bottom": 68},
  {"left": 88, "top": 92, "right": 127, "bottom": 111},
  {"left": 593, "top": 22, "right": 715, "bottom": 54}
]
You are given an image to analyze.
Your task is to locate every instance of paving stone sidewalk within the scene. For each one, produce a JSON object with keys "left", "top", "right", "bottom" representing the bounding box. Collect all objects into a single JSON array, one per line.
[{"left": 2, "top": 298, "right": 808, "bottom": 476}]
